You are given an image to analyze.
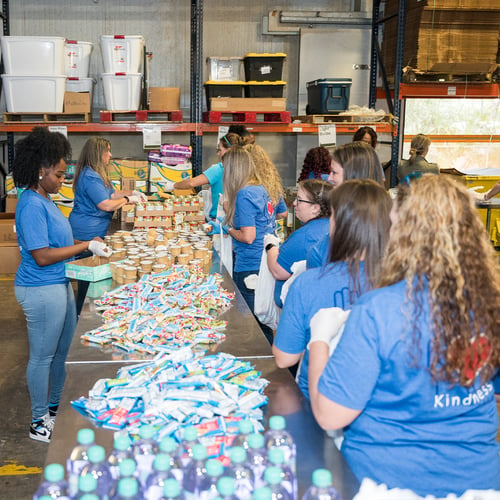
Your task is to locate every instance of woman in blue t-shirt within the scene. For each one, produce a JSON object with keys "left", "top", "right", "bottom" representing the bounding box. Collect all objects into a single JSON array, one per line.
[
  {"left": 12, "top": 128, "right": 111, "bottom": 443},
  {"left": 272, "top": 179, "right": 391, "bottom": 399},
  {"left": 297, "top": 146, "right": 332, "bottom": 183},
  {"left": 308, "top": 174, "right": 500, "bottom": 495},
  {"left": 265, "top": 179, "right": 333, "bottom": 308}
]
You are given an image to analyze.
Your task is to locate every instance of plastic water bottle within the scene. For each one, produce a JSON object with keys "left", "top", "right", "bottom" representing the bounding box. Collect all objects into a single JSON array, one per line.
[
  {"left": 161, "top": 478, "right": 184, "bottom": 500},
  {"left": 179, "top": 426, "right": 201, "bottom": 466},
  {"left": 216, "top": 476, "right": 238, "bottom": 500},
  {"left": 263, "top": 467, "right": 291, "bottom": 500},
  {"left": 73, "top": 474, "right": 98, "bottom": 499},
  {"left": 267, "top": 448, "right": 296, "bottom": 499},
  {"left": 264, "top": 416, "right": 296, "bottom": 474},
  {"left": 231, "top": 419, "right": 254, "bottom": 450},
  {"left": 33, "top": 463, "right": 69, "bottom": 500},
  {"left": 302, "top": 469, "right": 342, "bottom": 500},
  {"left": 80, "top": 445, "right": 113, "bottom": 500},
  {"left": 246, "top": 433, "right": 268, "bottom": 489},
  {"left": 198, "top": 458, "right": 224, "bottom": 500},
  {"left": 252, "top": 486, "right": 272, "bottom": 500},
  {"left": 115, "top": 458, "right": 143, "bottom": 498},
  {"left": 226, "top": 446, "right": 254, "bottom": 499},
  {"left": 108, "top": 434, "right": 135, "bottom": 481},
  {"left": 182, "top": 443, "right": 207, "bottom": 500},
  {"left": 158, "top": 436, "right": 183, "bottom": 482},
  {"left": 74, "top": 495, "right": 99, "bottom": 500},
  {"left": 144, "top": 454, "right": 176, "bottom": 500},
  {"left": 113, "top": 477, "right": 142, "bottom": 500},
  {"left": 67, "top": 428, "right": 95, "bottom": 496},
  {"left": 133, "top": 425, "right": 159, "bottom": 485}
]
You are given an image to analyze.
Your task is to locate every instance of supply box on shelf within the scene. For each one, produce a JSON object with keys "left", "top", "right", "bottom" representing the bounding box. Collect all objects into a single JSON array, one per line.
[
  {"left": 244, "top": 81, "right": 286, "bottom": 98},
  {"left": 65, "top": 255, "right": 112, "bottom": 282},
  {"left": 204, "top": 81, "right": 245, "bottom": 110},
  {"left": 209, "top": 97, "right": 287, "bottom": 112},
  {"left": 100, "top": 35, "right": 144, "bottom": 73},
  {"left": 64, "top": 91, "right": 90, "bottom": 114},
  {"left": 206, "top": 56, "right": 242, "bottom": 81},
  {"left": 306, "top": 78, "right": 352, "bottom": 114},
  {"left": 64, "top": 40, "right": 93, "bottom": 78},
  {"left": 243, "top": 53, "right": 286, "bottom": 81},
  {"left": 101, "top": 73, "right": 142, "bottom": 111},
  {"left": 148, "top": 87, "right": 180, "bottom": 111},
  {"left": 66, "top": 77, "right": 95, "bottom": 107}
]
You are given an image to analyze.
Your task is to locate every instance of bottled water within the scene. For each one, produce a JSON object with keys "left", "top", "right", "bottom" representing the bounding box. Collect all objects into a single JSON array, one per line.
[
  {"left": 267, "top": 447, "right": 296, "bottom": 499},
  {"left": 182, "top": 443, "right": 207, "bottom": 500},
  {"left": 302, "top": 469, "right": 342, "bottom": 500},
  {"left": 252, "top": 486, "right": 273, "bottom": 500},
  {"left": 216, "top": 476, "right": 238, "bottom": 500},
  {"left": 264, "top": 416, "right": 296, "bottom": 474},
  {"left": 133, "top": 425, "right": 159, "bottom": 485},
  {"left": 73, "top": 474, "right": 98, "bottom": 499},
  {"left": 113, "top": 477, "right": 142, "bottom": 500},
  {"left": 116, "top": 458, "right": 143, "bottom": 498},
  {"left": 161, "top": 477, "right": 184, "bottom": 500},
  {"left": 231, "top": 419, "right": 254, "bottom": 450},
  {"left": 74, "top": 495, "right": 99, "bottom": 500},
  {"left": 158, "top": 436, "right": 183, "bottom": 482},
  {"left": 67, "top": 428, "right": 95, "bottom": 496},
  {"left": 198, "top": 458, "right": 224, "bottom": 500},
  {"left": 107, "top": 433, "right": 135, "bottom": 481},
  {"left": 179, "top": 426, "right": 201, "bottom": 466},
  {"left": 80, "top": 445, "right": 113, "bottom": 500},
  {"left": 263, "top": 466, "right": 291, "bottom": 500},
  {"left": 246, "top": 433, "right": 268, "bottom": 489},
  {"left": 144, "top": 454, "right": 176, "bottom": 500},
  {"left": 226, "top": 446, "right": 254, "bottom": 499},
  {"left": 33, "top": 463, "right": 69, "bottom": 500}
]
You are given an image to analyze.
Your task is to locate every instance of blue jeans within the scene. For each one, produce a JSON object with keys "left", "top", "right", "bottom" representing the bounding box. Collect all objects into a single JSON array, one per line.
[{"left": 15, "top": 282, "right": 76, "bottom": 420}]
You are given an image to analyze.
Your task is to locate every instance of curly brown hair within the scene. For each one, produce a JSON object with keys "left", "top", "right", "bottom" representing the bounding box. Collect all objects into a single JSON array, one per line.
[
  {"left": 297, "top": 146, "right": 332, "bottom": 182},
  {"left": 379, "top": 174, "right": 500, "bottom": 386}
]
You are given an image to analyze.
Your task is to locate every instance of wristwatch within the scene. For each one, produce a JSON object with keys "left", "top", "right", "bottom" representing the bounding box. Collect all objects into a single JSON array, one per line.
[
  {"left": 265, "top": 243, "right": 277, "bottom": 253},
  {"left": 123, "top": 195, "right": 130, "bottom": 203}
]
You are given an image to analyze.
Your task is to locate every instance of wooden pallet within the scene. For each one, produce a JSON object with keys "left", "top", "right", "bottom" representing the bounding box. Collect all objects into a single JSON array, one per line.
[
  {"left": 293, "top": 114, "right": 391, "bottom": 124},
  {"left": 203, "top": 110, "right": 291, "bottom": 124},
  {"left": 3, "top": 112, "right": 91, "bottom": 123},
  {"left": 402, "top": 63, "right": 497, "bottom": 84},
  {"left": 99, "top": 110, "right": 183, "bottom": 123}
]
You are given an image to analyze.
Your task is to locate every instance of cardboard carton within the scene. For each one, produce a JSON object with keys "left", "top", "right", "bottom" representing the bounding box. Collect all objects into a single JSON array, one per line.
[
  {"left": 108, "top": 159, "right": 149, "bottom": 181},
  {"left": 65, "top": 255, "right": 112, "bottom": 282},
  {"left": 64, "top": 92, "right": 91, "bottom": 113},
  {"left": 148, "top": 87, "right": 181, "bottom": 111},
  {"left": 0, "top": 243, "right": 20, "bottom": 274},
  {"left": 210, "top": 97, "right": 287, "bottom": 112},
  {"left": 5, "top": 195, "right": 17, "bottom": 212},
  {"left": 0, "top": 213, "right": 17, "bottom": 243}
]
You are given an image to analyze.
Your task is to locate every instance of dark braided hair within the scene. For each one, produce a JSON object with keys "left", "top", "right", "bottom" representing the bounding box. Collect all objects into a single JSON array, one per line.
[
  {"left": 13, "top": 126, "right": 72, "bottom": 189},
  {"left": 299, "top": 179, "right": 333, "bottom": 219}
]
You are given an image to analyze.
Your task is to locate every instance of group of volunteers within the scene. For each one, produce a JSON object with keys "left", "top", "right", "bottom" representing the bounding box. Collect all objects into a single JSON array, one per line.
[{"left": 11, "top": 124, "right": 500, "bottom": 497}]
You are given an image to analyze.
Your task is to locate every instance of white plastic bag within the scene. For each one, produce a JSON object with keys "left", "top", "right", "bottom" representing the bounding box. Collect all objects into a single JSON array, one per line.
[
  {"left": 254, "top": 248, "right": 280, "bottom": 330},
  {"left": 279, "top": 259, "right": 307, "bottom": 306}
]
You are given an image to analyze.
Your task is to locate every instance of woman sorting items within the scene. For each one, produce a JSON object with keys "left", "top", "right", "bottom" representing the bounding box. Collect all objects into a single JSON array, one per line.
[
  {"left": 12, "top": 128, "right": 112, "bottom": 443},
  {"left": 308, "top": 174, "right": 500, "bottom": 495},
  {"left": 397, "top": 133, "right": 439, "bottom": 181}
]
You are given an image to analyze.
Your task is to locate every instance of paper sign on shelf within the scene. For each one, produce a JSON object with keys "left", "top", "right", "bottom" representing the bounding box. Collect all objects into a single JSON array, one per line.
[
  {"left": 217, "top": 126, "right": 229, "bottom": 142},
  {"left": 318, "top": 124, "right": 336, "bottom": 147},
  {"left": 142, "top": 126, "right": 162, "bottom": 149},
  {"left": 48, "top": 126, "right": 68, "bottom": 138}
]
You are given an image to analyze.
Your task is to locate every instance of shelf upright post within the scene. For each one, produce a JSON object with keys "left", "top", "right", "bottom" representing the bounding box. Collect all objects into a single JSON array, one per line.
[
  {"left": 190, "top": 0, "right": 203, "bottom": 178},
  {"left": 368, "top": 0, "right": 380, "bottom": 110}
]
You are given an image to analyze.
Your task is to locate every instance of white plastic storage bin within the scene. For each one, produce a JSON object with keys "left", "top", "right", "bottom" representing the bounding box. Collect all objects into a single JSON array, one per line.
[
  {"left": 101, "top": 73, "right": 142, "bottom": 110},
  {"left": 100, "top": 35, "right": 144, "bottom": 73},
  {"left": 2, "top": 75, "right": 66, "bottom": 112},
  {"left": 1, "top": 36, "right": 65, "bottom": 75},
  {"left": 66, "top": 77, "right": 95, "bottom": 105},
  {"left": 206, "top": 57, "right": 242, "bottom": 81},
  {"left": 64, "top": 40, "right": 93, "bottom": 77}
]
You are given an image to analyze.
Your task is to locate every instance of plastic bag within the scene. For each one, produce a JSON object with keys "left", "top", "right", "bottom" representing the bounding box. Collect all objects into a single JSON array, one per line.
[
  {"left": 279, "top": 259, "right": 307, "bottom": 306},
  {"left": 254, "top": 248, "right": 280, "bottom": 330}
]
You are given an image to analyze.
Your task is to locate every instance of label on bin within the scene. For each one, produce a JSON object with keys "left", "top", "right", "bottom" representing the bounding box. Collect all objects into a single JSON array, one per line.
[{"left": 260, "top": 65, "right": 271, "bottom": 75}]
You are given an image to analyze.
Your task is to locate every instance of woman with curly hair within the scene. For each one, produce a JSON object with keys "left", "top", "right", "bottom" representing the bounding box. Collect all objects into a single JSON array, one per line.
[
  {"left": 297, "top": 146, "right": 332, "bottom": 182},
  {"left": 308, "top": 174, "right": 500, "bottom": 495},
  {"left": 352, "top": 126, "right": 377, "bottom": 149}
]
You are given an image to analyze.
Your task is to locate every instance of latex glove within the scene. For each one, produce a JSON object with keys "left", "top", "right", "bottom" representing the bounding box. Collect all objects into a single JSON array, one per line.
[
  {"left": 88, "top": 240, "right": 112, "bottom": 258},
  {"left": 467, "top": 185, "right": 486, "bottom": 201},
  {"left": 127, "top": 195, "right": 141, "bottom": 204},
  {"left": 162, "top": 181, "right": 176, "bottom": 192},
  {"left": 206, "top": 220, "right": 229, "bottom": 235},
  {"left": 132, "top": 190, "right": 148, "bottom": 202},
  {"left": 308, "top": 307, "right": 351, "bottom": 349},
  {"left": 264, "top": 233, "right": 279, "bottom": 248}
]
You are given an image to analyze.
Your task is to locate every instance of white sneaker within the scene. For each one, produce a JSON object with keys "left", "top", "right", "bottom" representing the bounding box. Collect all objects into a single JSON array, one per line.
[{"left": 29, "top": 413, "right": 54, "bottom": 443}]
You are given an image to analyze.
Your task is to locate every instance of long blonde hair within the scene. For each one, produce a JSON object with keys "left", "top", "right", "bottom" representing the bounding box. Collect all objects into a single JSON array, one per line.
[
  {"left": 222, "top": 146, "right": 260, "bottom": 225},
  {"left": 379, "top": 174, "right": 500, "bottom": 386},
  {"left": 243, "top": 144, "right": 284, "bottom": 205},
  {"left": 73, "top": 137, "right": 112, "bottom": 190}
]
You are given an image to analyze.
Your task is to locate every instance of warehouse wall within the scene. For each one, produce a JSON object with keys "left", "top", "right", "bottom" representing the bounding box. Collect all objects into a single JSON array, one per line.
[{"left": 3, "top": 0, "right": 372, "bottom": 187}]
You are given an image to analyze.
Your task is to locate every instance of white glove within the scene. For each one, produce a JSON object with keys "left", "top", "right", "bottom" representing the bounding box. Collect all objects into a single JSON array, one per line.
[
  {"left": 132, "top": 190, "right": 148, "bottom": 202},
  {"left": 127, "top": 195, "right": 141, "bottom": 204},
  {"left": 88, "top": 240, "right": 112, "bottom": 258},
  {"left": 467, "top": 186, "right": 486, "bottom": 201},
  {"left": 162, "top": 181, "right": 176, "bottom": 192},
  {"left": 308, "top": 307, "right": 351, "bottom": 351},
  {"left": 264, "top": 233, "right": 279, "bottom": 248}
]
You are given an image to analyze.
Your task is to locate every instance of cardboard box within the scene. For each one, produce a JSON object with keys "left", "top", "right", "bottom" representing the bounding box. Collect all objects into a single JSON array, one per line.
[
  {"left": 121, "top": 177, "right": 136, "bottom": 191},
  {"left": 148, "top": 87, "right": 181, "bottom": 111},
  {"left": 64, "top": 91, "right": 90, "bottom": 113},
  {"left": 210, "top": 97, "right": 287, "bottom": 112},
  {"left": 0, "top": 243, "right": 20, "bottom": 274},
  {"left": 65, "top": 255, "right": 112, "bottom": 282},
  {"left": 108, "top": 159, "right": 149, "bottom": 181},
  {"left": 5, "top": 195, "right": 17, "bottom": 212},
  {"left": 150, "top": 162, "right": 192, "bottom": 184},
  {"left": 0, "top": 213, "right": 17, "bottom": 243},
  {"left": 6, "top": 175, "right": 16, "bottom": 195}
]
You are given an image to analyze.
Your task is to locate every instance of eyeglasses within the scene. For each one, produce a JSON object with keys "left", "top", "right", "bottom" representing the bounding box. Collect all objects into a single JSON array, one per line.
[
  {"left": 399, "top": 171, "right": 422, "bottom": 188},
  {"left": 295, "top": 197, "right": 315, "bottom": 205}
]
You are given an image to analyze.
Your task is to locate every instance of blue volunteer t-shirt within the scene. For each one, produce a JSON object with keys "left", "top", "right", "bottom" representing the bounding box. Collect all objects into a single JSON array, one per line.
[
  {"left": 15, "top": 190, "right": 74, "bottom": 286},
  {"left": 275, "top": 197, "right": 288, "bottom": 216},
  {"left": 233, "top": 184, "right": 274, "bottom": 272},
  {"left": 69, "top": 167, "right": 115, "bottom": 240},
  {"left": 203, "top": 161, "right": 224, "bottom": 219},
  {"left": 306, "top": 233, "right": 329, "bottom": 269},
  {"left": 274, "top": 217, "right": 329, "bottom": 306},
  {"left": 318, "top": 280, "right": 500, "bottom": 495},
  {"left": 275, "top": 262, "right": 365, "bottom": 399}
]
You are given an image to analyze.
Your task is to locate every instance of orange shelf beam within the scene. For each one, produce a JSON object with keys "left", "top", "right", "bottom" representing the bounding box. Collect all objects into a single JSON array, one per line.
[
  {"left": 0, "top": 122, "right": 197, "bottom": 133},
  {"left": 399, "top": 83, "right": 500, "bottom": 98},
  {"left": 403, "top": 135, "right": 500, "bottom": 142}
]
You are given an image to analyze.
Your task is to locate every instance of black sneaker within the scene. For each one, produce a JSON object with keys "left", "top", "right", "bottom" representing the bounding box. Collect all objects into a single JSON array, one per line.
[{"left": 29, "top": 414, "right": 54, "bottom": 443}]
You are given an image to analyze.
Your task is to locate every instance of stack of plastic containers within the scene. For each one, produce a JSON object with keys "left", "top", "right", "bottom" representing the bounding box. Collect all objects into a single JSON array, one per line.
[
  {"left": 100, "top": 35, "right": 144, "bottom": 110},
  {"left": 64, "top": 39, "right": 94, "bottom": 110},
  {"left": 243, "top": 52, "right": 287, "bottom": 98},
  {"left": 1, "top": 36, "right": 66, "bottom": 112},
  {"left": 204, "top": 56, "right": 245, "bottom": 110}
]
